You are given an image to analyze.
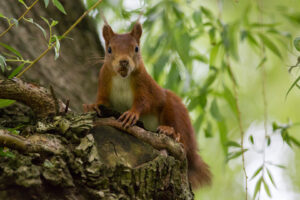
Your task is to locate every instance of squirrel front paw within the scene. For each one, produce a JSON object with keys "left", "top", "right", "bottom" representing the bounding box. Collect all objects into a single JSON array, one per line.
[
  {"left": 157, "top": 125, "right": 181, "bottom": 142},
  {"left": 118, "top": 110, "right": 140, "bottom": 129},
  {"left": 82, "top": 103, "right": 101, "bottom": 116}
]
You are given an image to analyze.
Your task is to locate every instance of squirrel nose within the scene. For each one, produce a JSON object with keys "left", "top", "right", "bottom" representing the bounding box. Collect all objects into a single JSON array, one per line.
[{"left": 119, "top": 60, "right": 129, "bottom": 67}]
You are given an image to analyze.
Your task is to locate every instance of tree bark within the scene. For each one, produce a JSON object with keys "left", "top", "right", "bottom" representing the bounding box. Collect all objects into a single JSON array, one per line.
[
  {"left": 0, "top": 0, "right": 104, "bottom": 112},
  {"left": 0, "top": 79, "right": 194, "bottom": 199}
]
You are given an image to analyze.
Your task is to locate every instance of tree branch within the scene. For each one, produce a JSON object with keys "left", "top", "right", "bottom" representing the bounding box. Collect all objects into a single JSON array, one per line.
[
  {"left": 0, "top": 129, "right": 65, "bottom": 155},
  {"left": 94, "top": 117, "right": 186, "bottom": 161},
  {"left": 0, "top": 78, "right": 65, "bottom": 118}
]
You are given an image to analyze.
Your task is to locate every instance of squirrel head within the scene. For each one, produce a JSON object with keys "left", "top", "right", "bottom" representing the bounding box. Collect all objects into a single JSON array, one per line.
[{"left": 103, "top": 23, "right": 143, "bottom": 78}]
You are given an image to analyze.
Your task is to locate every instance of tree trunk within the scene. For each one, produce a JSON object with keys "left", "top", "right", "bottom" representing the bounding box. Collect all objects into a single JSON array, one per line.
[
  {"left": 0, "top": 0, "right": 104, "bottom": 111},
  {"left": 0, "top": 79, "right": 193, "bottom": 200},
  {"left": 0, "top": 1, "right": 195, "bottom": 199}
]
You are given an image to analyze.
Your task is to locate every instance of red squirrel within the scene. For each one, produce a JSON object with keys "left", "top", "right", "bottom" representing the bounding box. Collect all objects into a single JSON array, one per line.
[{"left": 83, "top": 21, "right": 211, "bottom": 188}]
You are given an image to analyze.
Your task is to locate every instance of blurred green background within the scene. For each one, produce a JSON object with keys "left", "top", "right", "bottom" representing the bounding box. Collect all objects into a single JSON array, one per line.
[{"left": 95, "top": 0, "right": 300, "bottom": 199}]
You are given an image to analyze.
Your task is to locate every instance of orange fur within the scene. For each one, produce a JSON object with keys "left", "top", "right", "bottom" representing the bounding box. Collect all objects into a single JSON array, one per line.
[{"left": 83, "top": 22, "right": 211, "bottom": 188}]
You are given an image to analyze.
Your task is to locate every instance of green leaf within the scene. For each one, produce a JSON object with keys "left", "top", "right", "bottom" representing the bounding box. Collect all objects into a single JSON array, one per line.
[
  {"left": 201, "top": 7, "right": 215, "bottom": 21},
  {"left": 204, "top": 121, "right": 213, "bottom": 138},
  {"left": 0, "top": 99, "right": 15, "bottom": 108},
  {"left": 254, "top": 177, "right": 263, "bottom": 199},
  {"left": 0, "top": 13, "right": 5, "bottom": 18},
  {"left": 153, "top": 55, "right": 168, "bottom": 81},
  {"left": 263, "top": 178, "right": 271, "bottom": 197},
  {"left": 290, "top": 136, "right": 300, "bottom": 147},
  {"left": 0, "top": 42, "right": 22, "bottom": 58},
  {"left": 226, "top": 141, "right": 241, "bottom": 148},
  {"left": 25, "top": 18, "right": 47, "bottom": 39},
  {"left": 218, "top": 121, "right": 228, "bottom": 154},
  {"left": 209, "top": 43, "right": 220, "bottom": 66},
  {"left": 266, "top": 168, "right": 277, "bottom": 188},
  {"left": 210, "top": 99, "right": 222, "bottom": 121},
  {"left": 193, "top": 10, "right": 202, "bottom": 26},
  {"left": 249, "top": 135, "right": 254, "bottom": 144},
  {"left": 193, "top": 114, "right": 204, "bottom": 134},
  {"left": 258, "top": 33, "right": 282, "bottom": 59},
  {"left": 8, "top": 63, "right": 25, "bottom": 78},
  {"left": 267, "top": 136, "right": 271, "bottom": 146},
  {"left": 41, "top": 16, "right": 50, "bottom": 25},
  {"left": 52, "top": 0, "right": 66, "bottom": 14},
  {"left": 272, "top": 121, "right": 279, "bottom": 131},
  {"left": 188, "top": 96, "right": 200, "bottom": 111},
  {"left": 18, "top": 0, "right": 27, "bottom": 8},
  {"left": 0, "top": 54, "right": 6, "bottom": 72},
  {"left": 251, "top": 165, "right": 263, "bottom": 180},
  {"left": 223, "top": 84, "right": 238, "bottom": 116},
  {"left": 51, "top": 20, "right": 59, "bottom": 27},
  {"left": 286, "top": 75, "right": 300, "bottom": 98},
  {"left": 53, "top": 35, "right": 60, "bottom": 60},
  {"left": 293, "top": 37, "right": 300, "bottom": 51},
  {"left": 226, "top": 149, "right": 248, "bottom": 162},
  {"left": 44, "top": 0, "right": 50, "bottom": 7},
  {"left": 256, "top": 57, "right": 267, "bottom": 69},
  {"left": 192, "top": 54, "right": 208, "bottom": 63},
  {"left": 0, "top": 148, "right": 15, "bottom": 158}
]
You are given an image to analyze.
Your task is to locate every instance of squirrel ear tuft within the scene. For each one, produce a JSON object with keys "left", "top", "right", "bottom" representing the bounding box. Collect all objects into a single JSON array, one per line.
[
  {"left": 103, "top": 25, "right": 115, "bottom": 44},
  {"left": 130, "top": 23, "right": 142, "bottom": 43}
]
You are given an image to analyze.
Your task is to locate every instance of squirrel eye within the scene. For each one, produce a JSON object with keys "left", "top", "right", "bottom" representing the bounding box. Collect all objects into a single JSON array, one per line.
[
  {"left": 108, "top": 47, "right": 112, "bottom": 54},
  {"left": 135, "top": 46, "right": 139, "bottom": 53}
]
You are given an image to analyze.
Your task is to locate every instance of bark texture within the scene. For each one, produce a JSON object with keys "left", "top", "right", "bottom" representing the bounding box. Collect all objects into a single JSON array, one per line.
[
  {"left": 0, "top": 78, "right": 194, "bottom": 199},
  {"left": 0, "top": 112, "right": 194, "bottom": 200},
  {"left": 0, "top": 0, "right": 104, "bottom": 111}
]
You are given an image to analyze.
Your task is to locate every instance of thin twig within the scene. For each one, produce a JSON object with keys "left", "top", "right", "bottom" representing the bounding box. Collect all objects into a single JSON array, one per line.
[
  {"left": 258, "top": 0, "right": 268, "bottom": 199},
  {"left": 227, "top": 57, "right": 248, "bottom": 200},
  {"left": 49, "top": 85, "right": 59, "bottom": 115},
  {"left": 64, "top": 99, "right": 70, "bottom": 113},
  {"left": 0, "top": 0, "right": 40, "bottom": 38},
  {"left": 217, "top": 0, "right": 248, "bottom": 197},
  {"left": 16, "top": 0, "right": 104, "bottom": 78}
]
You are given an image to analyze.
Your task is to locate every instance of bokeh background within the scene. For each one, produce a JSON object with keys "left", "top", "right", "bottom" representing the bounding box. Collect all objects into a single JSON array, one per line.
[{"left": 98, "top": 0, "right": 300, "bottom": 199}]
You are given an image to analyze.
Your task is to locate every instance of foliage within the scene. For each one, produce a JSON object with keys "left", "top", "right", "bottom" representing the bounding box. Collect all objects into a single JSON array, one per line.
[{"left": 98, "top": 0, "right": 300, "bottom": 199}]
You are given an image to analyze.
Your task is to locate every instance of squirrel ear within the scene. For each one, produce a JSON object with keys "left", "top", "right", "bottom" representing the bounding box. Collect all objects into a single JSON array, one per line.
[
  {"left": 130, "top": 23, "right": 142, "bottom": 43},
  {"left": 103, "top": 25, "right": 115, "bottom": 44}
]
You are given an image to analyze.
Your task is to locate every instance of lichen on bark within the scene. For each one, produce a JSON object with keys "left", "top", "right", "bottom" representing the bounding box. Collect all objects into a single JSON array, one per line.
[{"left": 0, "top": 108, "right": 194, "bottom": 200}]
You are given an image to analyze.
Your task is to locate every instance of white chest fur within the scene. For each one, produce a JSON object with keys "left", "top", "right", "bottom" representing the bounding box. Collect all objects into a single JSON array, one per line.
[
  {"left": 109, "top": 75, "right": 159, "bottom": 132},
  {"left": 109, "top": 76, "right": 134, "bottom": 113}
]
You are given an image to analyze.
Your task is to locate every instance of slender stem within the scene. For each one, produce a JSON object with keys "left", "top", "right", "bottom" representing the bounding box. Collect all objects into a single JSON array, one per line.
[
  {"left": 258, "top": 0, "right": 268, "bottom": 199},
  {"left": 0, "top": 0, "right": 40, "bottom": 38},
  {"left": 227, "top": 56, "right": 248, "bottom": 200},
  {"left": 217, "top": 0, "right": 248, "bottom": 198},
  {"left": 16, "top": 0, "right": 104, "bottom": 78},
  {"left": 5, "top": 59, "right": 32, "bottom": 64}
]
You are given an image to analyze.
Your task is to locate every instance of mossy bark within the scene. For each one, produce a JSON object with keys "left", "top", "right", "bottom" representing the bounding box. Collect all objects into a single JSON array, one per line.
[{"left": 0, "top": 109, "right": 194, "bottom": 200}]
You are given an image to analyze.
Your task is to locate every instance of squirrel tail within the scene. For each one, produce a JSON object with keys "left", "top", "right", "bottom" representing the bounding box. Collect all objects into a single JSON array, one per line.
[{"left": 187, "top": 150, "right": 212, "bottom": 189}]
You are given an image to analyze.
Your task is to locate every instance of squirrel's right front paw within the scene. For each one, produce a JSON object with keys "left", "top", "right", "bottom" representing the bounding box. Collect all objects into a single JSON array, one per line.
[{"left": 83, "top": 104, "right": 101, "bottom": 116}]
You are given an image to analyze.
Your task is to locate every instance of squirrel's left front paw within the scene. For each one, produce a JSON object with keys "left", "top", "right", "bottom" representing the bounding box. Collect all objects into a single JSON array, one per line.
[
  {"left": 157, "top": 125, "right": 181, "bottom": 142},
  {"left": 118, "top": 110, "right": 139, "bottom": 129},
  {"left": 83, "top": 103, "right": 101, "bottom": 117}
]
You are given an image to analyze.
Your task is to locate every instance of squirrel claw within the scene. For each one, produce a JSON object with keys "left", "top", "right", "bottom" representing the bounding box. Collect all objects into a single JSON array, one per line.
[
  {"left": 157, "top": 125, "right": 181, "bottom": 142},
  {"left": 83, "top": 104, "right": 101, "bottom": 116},
  {"left": 119, "top": 110, "right": 139, "bottom": 129}
]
